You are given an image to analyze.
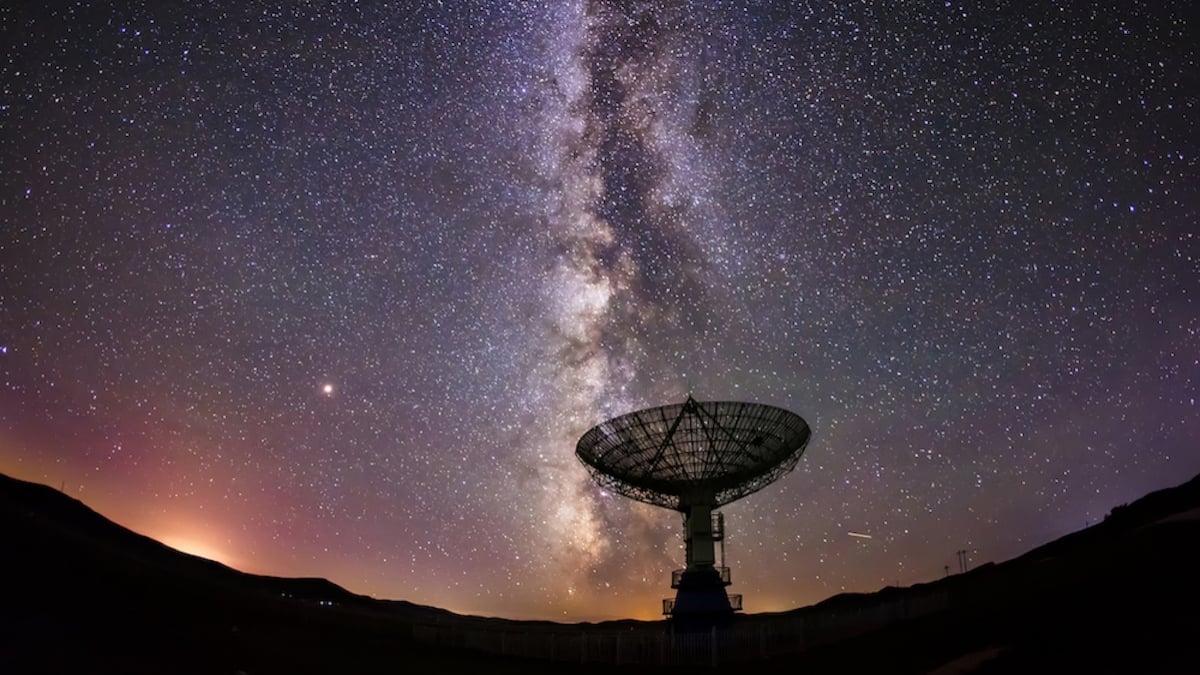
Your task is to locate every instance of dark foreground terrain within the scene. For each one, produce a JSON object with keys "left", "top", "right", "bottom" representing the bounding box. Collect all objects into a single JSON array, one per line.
[{"left": 2, "top": 471, "right": 1198, "bottom": 674}]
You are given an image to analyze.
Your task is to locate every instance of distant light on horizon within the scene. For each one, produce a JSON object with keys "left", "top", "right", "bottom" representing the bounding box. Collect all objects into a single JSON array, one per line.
[{"left": 159, "top": 534, "right": 238, "bottom": 568}]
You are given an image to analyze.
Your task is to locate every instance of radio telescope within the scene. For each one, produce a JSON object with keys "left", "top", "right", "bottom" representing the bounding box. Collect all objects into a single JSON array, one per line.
[{"left": 576, "top": 396, "right": 811, "bottom": 619}]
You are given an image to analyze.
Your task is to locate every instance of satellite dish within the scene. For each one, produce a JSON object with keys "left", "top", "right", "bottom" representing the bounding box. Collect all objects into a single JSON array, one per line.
[{"left": 577, "top": 396, "right": 811, "bottom": 619}]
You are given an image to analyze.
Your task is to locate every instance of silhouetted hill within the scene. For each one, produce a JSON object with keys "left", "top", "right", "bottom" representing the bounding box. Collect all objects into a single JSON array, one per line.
[
  {"left": 1015, "top": 471, "right": 1200, "bottom": 562},
  {"left": 2, "top": 470, "right": 1199, "bottom": 674},
  {"left": 0, "top": 472, "right": 553, "bottom": 674},
  {"left": 796, "top": 471, "right": 1200, "bottom": 616},
  {"left": 2, "top": 474, "right": 342, "bottom": 599},
  {"left": 741, "top": 472, "right": 1200, "bottom": 673}
]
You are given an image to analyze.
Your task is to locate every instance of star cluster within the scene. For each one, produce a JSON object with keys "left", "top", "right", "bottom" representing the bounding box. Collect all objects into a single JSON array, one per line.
[{"left": 1, "top": 2, "right": 1197, "bottom": 621}]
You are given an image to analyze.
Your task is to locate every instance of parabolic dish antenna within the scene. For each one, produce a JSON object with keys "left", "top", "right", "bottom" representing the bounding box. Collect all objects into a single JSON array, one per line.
[{"left": 577, "top": 396, "right": 811, "bottom": 619}]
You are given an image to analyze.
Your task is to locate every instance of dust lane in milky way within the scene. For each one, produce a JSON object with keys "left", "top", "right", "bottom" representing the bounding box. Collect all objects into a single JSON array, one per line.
[
  {"left": 506, "top": 4, "right": 763, "bottom": 617},
  {"left": 0, "top": 1, "right": 1197, "bottom": 621},
  {"left": 502, "top": 3, "right": 704, "bottom": 616}
]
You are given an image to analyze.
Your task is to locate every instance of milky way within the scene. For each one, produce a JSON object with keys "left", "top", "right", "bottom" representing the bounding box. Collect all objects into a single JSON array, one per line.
[{"left": 1, "top": 2, "right": 1197, "bottom": 620}]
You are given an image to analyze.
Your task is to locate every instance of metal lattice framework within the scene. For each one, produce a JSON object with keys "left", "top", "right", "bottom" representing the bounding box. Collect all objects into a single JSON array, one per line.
[{"left": 576, "top": 397, "right": 811, "bottom": 510}]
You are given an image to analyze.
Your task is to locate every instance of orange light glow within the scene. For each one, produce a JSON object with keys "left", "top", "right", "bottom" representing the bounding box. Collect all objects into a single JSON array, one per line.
[{"left": 159, "top": 533, "right": 238, "bottom": 568}]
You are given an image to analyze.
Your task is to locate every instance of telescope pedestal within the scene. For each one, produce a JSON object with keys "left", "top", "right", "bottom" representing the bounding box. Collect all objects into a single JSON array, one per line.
[{"left": 671, "top": 567, "right": 733, "bottom": 618}]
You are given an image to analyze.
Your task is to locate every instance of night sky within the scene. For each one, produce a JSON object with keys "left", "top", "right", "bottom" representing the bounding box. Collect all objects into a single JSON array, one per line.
[{"left": 1, "top": 2, "right": 1197, "bottom": 621}]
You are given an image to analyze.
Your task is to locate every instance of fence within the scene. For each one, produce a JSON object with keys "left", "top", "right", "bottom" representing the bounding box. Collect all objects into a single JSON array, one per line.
[{"left": 406, "top": 584, "right": 951, "bottom": 666}]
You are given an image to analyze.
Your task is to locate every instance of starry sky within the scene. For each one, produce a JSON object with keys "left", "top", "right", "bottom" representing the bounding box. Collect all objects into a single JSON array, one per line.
[{"left": 1, "top": 2, "right": 1197, "bottom": 622}]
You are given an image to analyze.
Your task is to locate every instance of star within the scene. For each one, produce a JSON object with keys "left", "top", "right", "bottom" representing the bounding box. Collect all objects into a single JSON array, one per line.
[{"left": 0, "top": 0, "right": 1195, "bottom": 623}]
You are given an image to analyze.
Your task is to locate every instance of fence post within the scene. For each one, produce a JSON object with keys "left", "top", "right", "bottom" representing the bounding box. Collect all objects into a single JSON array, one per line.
[
  {"left": 711, "top": 625, "right": 718, "bottom": 667},
  {"left": 581, "top": 632, "right": 587, "bottom": 664}
]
